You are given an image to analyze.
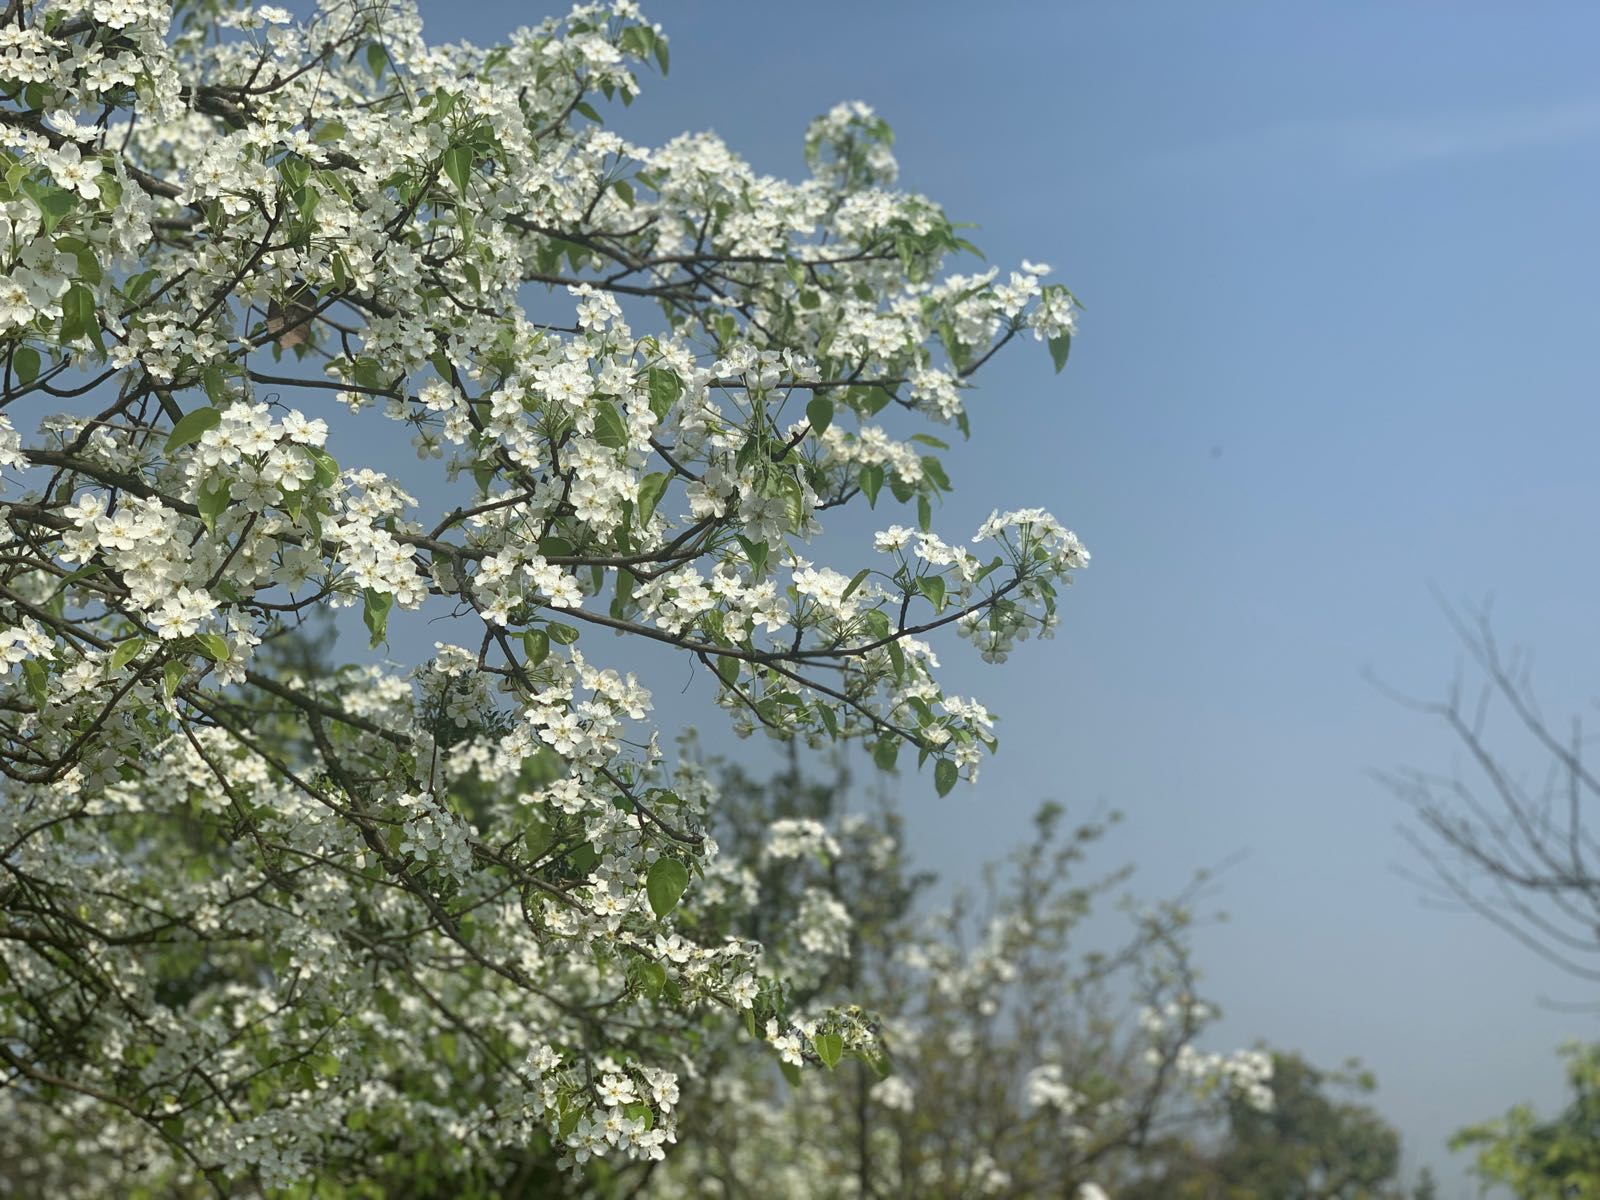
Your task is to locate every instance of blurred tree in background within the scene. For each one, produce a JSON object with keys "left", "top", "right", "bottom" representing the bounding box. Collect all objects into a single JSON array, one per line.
[
  {"left": 1118, "top": 1051, "right": 1417, "bottom": 1200},
  {"left": 1383, "top": 605, "right": 1600, "bottom": 1197},
  {"left": 647, "top": 749, "right": 1277, "bottom": 1200},
  {"left": 1382, "top": 602, "right": 1600, "bottom": 985},
  {"left": 1453, "top": 1042, "right": 1600, "bottom": 1199}
]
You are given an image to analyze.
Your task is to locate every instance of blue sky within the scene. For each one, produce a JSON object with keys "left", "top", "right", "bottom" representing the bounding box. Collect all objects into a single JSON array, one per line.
[{"left": 399, "top": 2, "right": 1600, "bottom": 1191}]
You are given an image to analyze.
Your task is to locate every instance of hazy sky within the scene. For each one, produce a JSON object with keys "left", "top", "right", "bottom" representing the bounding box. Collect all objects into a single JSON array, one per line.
[{"left": 392, "top": 2, "right": 1600, "bottom": 1191}]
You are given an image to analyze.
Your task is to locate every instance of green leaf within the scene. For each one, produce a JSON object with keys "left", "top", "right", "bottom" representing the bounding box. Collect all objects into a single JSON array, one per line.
[
  {"left": 814, "top": 1032, "right": 843, "bottom": 1070},
  {"left": 918, "top": 575, "right": 945, "bottom": 611},
  {"left": 523, "top": 629, "right": 550, "bottom": 667},
  {"left": 120, "top": 268, "right": 158, "bottom": 303},
  {"left": 65, "top": 242, "right": 100, "bottom": 285},
  {"left": 363, "top": 588, "right": 394, "bottom": 648},
  {"left": 468, "top": 460, "right": 494, "bottom": 496},
  {"left": 935, "top": 757, "right": 958, "bottom": 797},
  {"left": 165, "top": 406, "right": 221, "bottom": 453},
  {"left": 21, "top": 657, "right": 47, "bottom": 708},
  {"left": 194, "top": 633, "right": 229, "bottom": 663},
  {"left": 646, "top": 367, "right": 682, "bottom": 421},
  {"left": 60, "top": 282, "right": 103, "bottom": 352},
  {"left": 109, "top": 637, "right": 144, "bottom": 672},
  {"left": 353, "top": 357, "right": 386, "bottom": 391},
  {"left": 200, "top": 364, "right": 230, "bottom": 406},
  {"left": 859, "top": 464, "right": 884, "bottom": 507},
  {"left": 593, "top": 401, "right": 628, "bottom": 449},
  {"left": 30, "top": 185, "right": 74, "bottom": 233},
  {"left": 275, "top": 167, "right": 309, "bottom": 221},
  {"left": 612, "top": 178, "right": 634, "bottom": 207},
  {"left": 634, "top": 960, "right": 666, "bottom": 998},
  {"left": 778, "top": 475, "right": 806, "bottom": 532},
  {"left": 365, "top": 41, "right": 388, "bottom": 78},
  {"left": 805, "top": 395, "right": 834, "bottom": 436},
  {"left": 547, "top": 622, "right": 580, "bottom": 646},
  {"left": 872, "top": 737, "right": 899, "bottom": 772},
  {"left": 715, "top": 656, "right": 740, "bottom": 687},
  {"left": 1049, "top": 331, "right": 1072, "bottom": 373},
  {"left": 842, "top": 568, "right": 871, "bottom": 600},
  {"left": 197, "top": 477, "right": 231, "bottom": 530},
  {"left": 537, "top": 535, "right": 574, "bottom": 558},
  {"left": 442, "top": 145, "right": 472, "bottom": 195},
  {"left": 864, "top": 1044, "right": 894, "bottom": 1080},
  {"left": 162, "top": 659, "right": 186, "bottom": 701},
  {"left": 646, "top": 857, "right": 689, "bottom": 918},
  {"left": 289, "top": 181, "right": 319, "bottom": 219},
  {"left": 12, "top": 345, "right": 39, "bottom": 384},
  {"left": 852, "top": 386, "right": 892, "bottom": 417},
  {"left": 307, "top": 447, "right": 339, "bottom": 489},
  {"left": 610, "top": 567, "right": 636, "bottom": 620},
  {"left": 817, "top": 704, "right": 839, "bottom": 739},
  {"left": 779, "top": 1058, "right": 803, "bottom": 1088},
  {"left": 920, "top": 456, "right": 951, "bottom": 491},
  {"left": 736, "top": 535, "right": 768, "bottom": 575},
  {"left": 636, "top": 472, "right": 669, "bottom": 526}
]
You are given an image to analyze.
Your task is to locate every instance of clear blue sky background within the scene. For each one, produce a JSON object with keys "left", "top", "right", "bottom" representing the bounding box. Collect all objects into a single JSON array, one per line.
[{"left": 395, "top": 2, "right": 1600, "bottom": 1192}]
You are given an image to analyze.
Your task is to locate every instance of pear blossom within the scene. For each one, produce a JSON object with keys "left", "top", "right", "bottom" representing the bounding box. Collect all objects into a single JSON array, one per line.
[{"left": 0, "top": 0, "right": 1092, "bottom": 1190}]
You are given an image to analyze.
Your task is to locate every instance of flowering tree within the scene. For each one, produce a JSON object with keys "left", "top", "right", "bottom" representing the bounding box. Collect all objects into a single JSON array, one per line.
[
  {"left": 1119, "top": 1052, "right": 1413, "bottom": 1200},
  {"left": 0, "top": 0, "right": 1088, "bottom": 1192},
  {"left": 646, "top": 754, "right": 1276, "bottom": 1200}
]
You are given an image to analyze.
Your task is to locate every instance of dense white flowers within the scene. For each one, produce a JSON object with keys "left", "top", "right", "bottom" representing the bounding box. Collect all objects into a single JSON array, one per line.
[
  {"left": 1141, "top": 1003, "right": 1276, "bottom": 1113},
  {"left": 0, "top": 0, "right": 1090, "bottom": 1191},
  {"left": 1026, "top": 1062, "right": 1086, "bottom": 1113}
]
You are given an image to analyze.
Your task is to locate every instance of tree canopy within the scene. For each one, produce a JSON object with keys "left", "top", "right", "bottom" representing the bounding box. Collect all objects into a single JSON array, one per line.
[
  {"left": 0, "top": 0, "right": 1093, "bottom": 1192},
  {"left": 1453, "top": 1042, "right": 1600, "bottom": 1199},
  {"left": 1118, "top": 1052, "right": 1412, "bottom": 1200},
  {"left": 649, "top": 756, "right": 1275, "bottom": 1200}
]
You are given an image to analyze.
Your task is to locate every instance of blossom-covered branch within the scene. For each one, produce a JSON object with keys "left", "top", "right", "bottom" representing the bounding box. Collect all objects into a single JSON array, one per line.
[{"left": 0, "top": 0, "right": 1085, "bottom": 1190}]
